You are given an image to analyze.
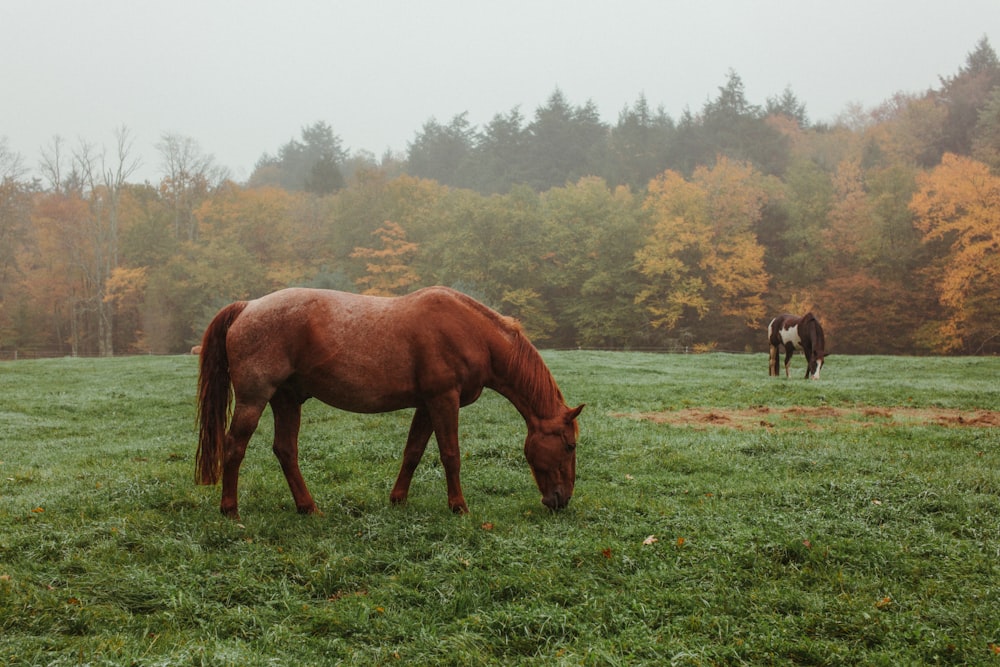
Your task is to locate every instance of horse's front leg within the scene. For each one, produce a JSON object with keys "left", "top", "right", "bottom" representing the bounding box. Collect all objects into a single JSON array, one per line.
[
  {"left": 783, "top": 345, "right": 794, "bottom": 378},
  {"left": 270, "top": 389, "right": 318, "bottom": 515},
  {"left": 221, "top": 400, "right": 265, "bottom": 519},
  {"left": 390, "top": 407, "right": 433, "bottom": 506},
  {"left": 427, "top": 394, "right": 468, "bottom": 514}
]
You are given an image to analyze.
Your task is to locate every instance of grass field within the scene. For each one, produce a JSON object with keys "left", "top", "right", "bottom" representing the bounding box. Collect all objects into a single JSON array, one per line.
[{"left": 1, "top": 352, "right": 998, "bottom": 665}]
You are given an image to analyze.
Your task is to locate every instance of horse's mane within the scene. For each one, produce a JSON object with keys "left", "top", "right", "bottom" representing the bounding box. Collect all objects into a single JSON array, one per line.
[
  {"left": 505, "top": 329, "right": 566, "bottom": 414},
  {"left": 446, "top": 288, "right": 565, "bottom": 414}
]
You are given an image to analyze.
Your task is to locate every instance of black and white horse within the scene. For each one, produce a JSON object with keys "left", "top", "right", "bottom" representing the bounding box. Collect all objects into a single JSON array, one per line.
[{"left": 768, "top": 313, "right": 828, "bottom": 379}]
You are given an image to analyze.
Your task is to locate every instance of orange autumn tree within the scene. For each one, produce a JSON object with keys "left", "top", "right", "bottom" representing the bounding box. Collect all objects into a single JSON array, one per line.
[
  {"left": 350, "top": 221, "right": 420, "bottom": 296},
  {"left": 636, "top": 157, "right": 770, "bottom": 347},
  {"left": 909, "top": 153, "right": 1000, "bottom": 352}
]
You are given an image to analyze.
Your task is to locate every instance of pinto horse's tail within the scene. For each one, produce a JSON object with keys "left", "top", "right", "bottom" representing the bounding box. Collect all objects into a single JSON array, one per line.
[{"left": 195, "top": 301, "right": 248, "bottom": 485}]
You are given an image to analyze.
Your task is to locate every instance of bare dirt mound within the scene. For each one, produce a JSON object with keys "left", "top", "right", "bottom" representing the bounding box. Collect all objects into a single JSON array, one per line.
[{"left": 617, "top": 406, "right": 1000, "bottom": 430}]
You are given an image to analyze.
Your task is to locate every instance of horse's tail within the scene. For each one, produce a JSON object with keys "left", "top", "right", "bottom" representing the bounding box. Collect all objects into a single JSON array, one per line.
[{"left": 195, "top": 301, "right": 248, "bottom": 485}]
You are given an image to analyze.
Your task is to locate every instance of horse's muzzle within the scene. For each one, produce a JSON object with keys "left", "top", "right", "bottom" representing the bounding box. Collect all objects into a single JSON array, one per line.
[{"left": 542, "top": 490, "right": 571, "bottom": 511}]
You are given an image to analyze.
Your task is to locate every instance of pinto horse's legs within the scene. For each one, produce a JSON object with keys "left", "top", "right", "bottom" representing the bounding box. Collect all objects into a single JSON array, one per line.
[
  {"left": 389, "top": 407, "right": 434, "bottom": 506},
  {"left": 783, "top": 344, "right": 795, "bottom": 378},
  {"left": 426, "top": 393, "right": 468, "bottom": 514},
  {"left": 220, "top": 399, "right": 266, "bottom": 518},
  {"left": 270, "top": 389, "right": 318, "bottom": 515},
  {"left": 768, "top": 344, "right": 779, "bottom": 376}
]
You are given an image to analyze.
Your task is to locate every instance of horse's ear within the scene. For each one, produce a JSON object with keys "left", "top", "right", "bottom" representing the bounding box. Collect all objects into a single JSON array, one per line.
[{"left": 566, "top": 404, "right": 585, "bottom": 422}]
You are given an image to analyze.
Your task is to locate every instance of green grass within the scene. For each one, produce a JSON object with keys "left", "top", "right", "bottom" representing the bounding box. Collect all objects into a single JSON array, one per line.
[{"left": 1, "top": 352, "right": 998, "bottom": 665}]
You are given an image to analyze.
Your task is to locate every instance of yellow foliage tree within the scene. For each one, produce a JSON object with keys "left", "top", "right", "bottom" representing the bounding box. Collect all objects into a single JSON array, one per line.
[
  {"left": 104, "top": 266, "right": 149, "bottom": 352},
  {"left": 909, "top": 153, "right": 1000, "bottom": 351},
  {"left": 636, "top": 158, "right": 770, "bottom": 335}
]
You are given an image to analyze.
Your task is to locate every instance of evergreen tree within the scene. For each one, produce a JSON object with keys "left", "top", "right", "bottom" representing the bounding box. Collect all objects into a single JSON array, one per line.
[
  {"left": 250, "top": 121, "right": 347, "bottom": 194},
  {"left": 524, "top": 89, "right": 609, "bottom": 191},
  {"left": 406, "top": 113, "right": 476, "bottom": 189},
  {"left": 607, "top": 94, "right": 676, "bottom": 190},
  {"left": 936, "top": 36, "right": 1000, "bottom": 156},
  {"left": 473, "top": 107, "right": 530, "bottom": 194}
]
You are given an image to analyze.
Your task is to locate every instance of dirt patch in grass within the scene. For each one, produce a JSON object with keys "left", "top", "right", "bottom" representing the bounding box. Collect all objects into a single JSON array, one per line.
[{"left": 617, "top": 406, "right": 1000, "bottom": 430}]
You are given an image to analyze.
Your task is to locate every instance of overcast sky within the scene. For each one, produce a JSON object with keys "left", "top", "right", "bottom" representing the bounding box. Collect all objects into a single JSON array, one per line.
[{"left": 2, "top": 1, "right": 997, "bottom": 183}]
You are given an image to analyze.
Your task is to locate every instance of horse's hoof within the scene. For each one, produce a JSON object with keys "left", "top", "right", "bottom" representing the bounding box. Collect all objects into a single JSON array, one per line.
[
  {"left": 297, "top": 504, "right": 320, "bottom": 515},
  {"left": 450, "top": 503, "right": 469, "bottom": 515}
]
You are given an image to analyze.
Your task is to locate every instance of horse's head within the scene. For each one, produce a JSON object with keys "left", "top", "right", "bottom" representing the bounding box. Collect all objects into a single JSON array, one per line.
[
  {"left": 524, "top": 404, "right": 584, "bottom": 510},
  {"left": 807, "top": 353, "right": 829, "bottom": 380}
]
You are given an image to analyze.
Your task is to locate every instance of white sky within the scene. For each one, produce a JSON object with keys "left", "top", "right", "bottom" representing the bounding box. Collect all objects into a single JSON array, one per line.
[{"left": 2, "top": 1, "right": 997, "bottom": 183}]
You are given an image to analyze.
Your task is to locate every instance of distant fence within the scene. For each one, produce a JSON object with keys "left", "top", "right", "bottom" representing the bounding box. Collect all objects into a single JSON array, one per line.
[
  {"left": 0, "top": 349, "right": 165, "bottom": 361},
  {"left": 1, "top": 346, "right": 754, "bottom": 361},
  {"left": 1, "top": 348, "right": 72, "bottom": 361}
]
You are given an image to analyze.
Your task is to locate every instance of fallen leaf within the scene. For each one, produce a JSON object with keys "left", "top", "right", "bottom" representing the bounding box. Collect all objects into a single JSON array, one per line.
[
  {"left": 0, "top": 574, "right": 11, "bottom": 582},
  {"left": 601, "top": 548, "right": 612, "bottom": 559},
  {"left": 480, "top": 522, "right": 494, "bottom": 531},
  {"left": 642, "top": 535, "right": 658, "bottom": 546},
  {"left": 676, "top": 537, "right": 686, "bottom": 547},
  {"left": 871, "top": 499, "right": 882, "bottom": 505},
  {"left": 875, "top": 596, "right": 892, "bottom": 610},
  {"left": 625, "top": 474, "right": 634, "bottom": 481},
  {"left": 802, "top": 539, "right": 812, "bottom": 549},
  {"left": 31, "top": 507, "right": 44, "bottom": 513}
]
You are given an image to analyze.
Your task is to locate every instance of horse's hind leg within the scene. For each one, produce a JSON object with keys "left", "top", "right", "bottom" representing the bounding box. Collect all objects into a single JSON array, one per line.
[
  {"left": 390, "top": 407, "right": 433, "bottom": 506},
  {"left": 270, "top": 389, "right": 318, "bottom": 514},
  {"left": 783, "top": 346, "right": 794, "bottom": 378},
  {"left": 221, "top": 399, "right": 266, "bottom": 518}
]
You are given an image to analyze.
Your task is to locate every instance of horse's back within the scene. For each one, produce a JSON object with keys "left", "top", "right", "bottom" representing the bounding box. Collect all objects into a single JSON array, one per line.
[{"left": 226, "top": 287, "right": 503, "bottom": 411}]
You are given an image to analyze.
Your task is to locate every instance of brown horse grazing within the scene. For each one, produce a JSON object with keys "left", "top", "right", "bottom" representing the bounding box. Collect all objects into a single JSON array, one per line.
[
  {"left": 196, "top": 286, "right": 583, "bottom": 519},
  {"left": 768, "top": 312, "right": 828, "bottom": 379}
]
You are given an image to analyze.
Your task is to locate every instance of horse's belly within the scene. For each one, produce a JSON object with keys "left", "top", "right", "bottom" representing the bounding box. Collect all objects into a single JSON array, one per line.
[{"left": 301, "top": 374, "right": 418, "bottom": 414}]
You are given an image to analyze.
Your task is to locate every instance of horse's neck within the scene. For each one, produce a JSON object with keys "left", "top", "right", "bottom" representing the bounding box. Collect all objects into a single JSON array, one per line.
[
  {"left": 492, "top": 335, "right": 564, "bottom": 423},
  {"left": 805, "top": 320, "right": 825, "bottom": 355}
]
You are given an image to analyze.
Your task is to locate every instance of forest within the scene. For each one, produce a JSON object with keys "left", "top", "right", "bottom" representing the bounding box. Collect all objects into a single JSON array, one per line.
[{"left": 1, "top": 37, "right": 999, "bottom": 357}]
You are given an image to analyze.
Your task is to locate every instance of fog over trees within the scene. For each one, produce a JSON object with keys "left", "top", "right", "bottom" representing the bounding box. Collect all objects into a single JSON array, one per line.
[{"left": 2, "top": 37, "right": 999, "bottom": 357}]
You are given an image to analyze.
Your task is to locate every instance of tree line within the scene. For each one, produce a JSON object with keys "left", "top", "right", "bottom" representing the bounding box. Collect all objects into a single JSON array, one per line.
[{"left": 1, "top": 37, "right": 999, "bottom": 358}]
